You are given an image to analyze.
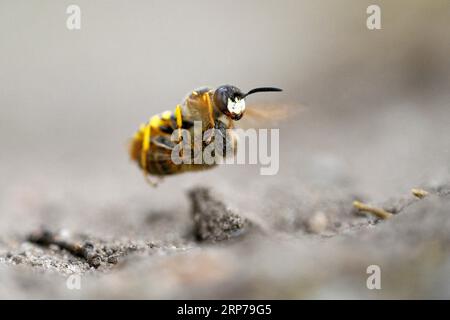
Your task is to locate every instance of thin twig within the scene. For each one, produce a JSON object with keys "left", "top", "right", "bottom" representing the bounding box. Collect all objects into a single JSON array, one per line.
[
  {"left": 353, "top": 200, "right": 393, "bottom": 220},
  {"left": 411, "top": 188, "right": 429, "bottom": 199}
]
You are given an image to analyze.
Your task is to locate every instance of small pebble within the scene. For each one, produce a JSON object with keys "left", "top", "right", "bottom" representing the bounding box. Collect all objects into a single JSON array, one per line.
[{"left": 307, "top": 212, "right": 328, "bottom": 234}]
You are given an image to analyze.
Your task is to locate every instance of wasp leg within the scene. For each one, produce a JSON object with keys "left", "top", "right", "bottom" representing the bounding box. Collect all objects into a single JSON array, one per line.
[
  {"left": 152, "top": 136, "right": 179, "bottom": 177},
  {"left": 143, "top": 172, "right": 158, "bottom": 187},
  {"left": 152, "top": 136, "right": 175, "bottom": 150},
  {"left": 203, "top": 127, "right": 215, "bottom": 145},
  {"left": 227, "top": 117, "right": 234, "bottom": 129},
  {"left": 203, "top": 92, "right": 215, "bottom": 127},
  {"left": 214, "top": 120, "right": 236, "bottom": 157}
]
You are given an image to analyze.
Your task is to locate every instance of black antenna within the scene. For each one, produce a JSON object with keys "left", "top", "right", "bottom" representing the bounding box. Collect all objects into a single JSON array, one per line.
[{"left": 243, "top": 87, "right": 282, "bottom": 98}]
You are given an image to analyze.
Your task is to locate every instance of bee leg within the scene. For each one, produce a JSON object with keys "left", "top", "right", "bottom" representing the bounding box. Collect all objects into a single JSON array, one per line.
[
  {"left": 227, "top": 117, "right": 234, "bottom": 129},
  {"left": 152, "top": 137, "right": 175, "bottom": 150},
  {"left": 143, "top": 171, "right": 158, "bottom": 187},
  {"left": 203, "top": 92, "right": 215, "bottom": 127},
  {"left": 199, "top": 93, "right": 216, "bottom": 145},
  {"left": 213, "top": 120, "right": 234, "bottom": 156},
  {"left": 203, "top": 128, "right": 215, "bottom": 145}
]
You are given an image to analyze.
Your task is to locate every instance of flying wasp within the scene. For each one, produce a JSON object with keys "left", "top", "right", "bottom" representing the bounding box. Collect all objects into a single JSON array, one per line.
[{"left": 129, "top": 85, "right": 282, "bottom": 185}]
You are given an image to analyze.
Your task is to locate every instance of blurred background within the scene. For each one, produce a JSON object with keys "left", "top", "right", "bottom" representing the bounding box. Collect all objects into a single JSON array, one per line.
[{"left": 1, "top": 0, "right": 450, "bottom": 299}]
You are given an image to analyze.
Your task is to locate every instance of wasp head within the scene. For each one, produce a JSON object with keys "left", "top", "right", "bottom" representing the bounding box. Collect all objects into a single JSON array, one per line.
[
  {"left": 213, "top": 85, "right": 283, "bottom": 121},
  {"left": 213, "top": 85, "right": 246, "bottom": 120}
]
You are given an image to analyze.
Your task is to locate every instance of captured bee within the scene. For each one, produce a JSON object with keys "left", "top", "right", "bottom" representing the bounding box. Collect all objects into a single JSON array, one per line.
[{"left": 129, "top": 85, "right": 282, "bottom": 185}]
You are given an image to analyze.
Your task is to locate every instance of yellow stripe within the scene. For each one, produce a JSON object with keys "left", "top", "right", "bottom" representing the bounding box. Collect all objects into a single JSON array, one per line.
[
  {"left": 140, "top": 115, "right": 160, "bottom": 169},
  {"left": 141, "top": 123, "right": 151, "bottom": 169},
  {"left": 175, "top": 104, "right": 183, "bottom": 141},
  {"left": 150, "top": 115, "right": 161, "bottom": 128},
  {"left": 175, "top": 105, "right": 182, "bottom": 129},
  {"left": 161, "top": 111, "right": 172, "bottom": 121}
]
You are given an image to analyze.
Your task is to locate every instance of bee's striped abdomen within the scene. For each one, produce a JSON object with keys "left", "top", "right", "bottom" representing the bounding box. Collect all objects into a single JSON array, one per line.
[
  {"left": 130, "top": 88, "right": 221, "bottom": 179},
  {"left": 129, "top": 107, "right": 194, "bottom": 176}
]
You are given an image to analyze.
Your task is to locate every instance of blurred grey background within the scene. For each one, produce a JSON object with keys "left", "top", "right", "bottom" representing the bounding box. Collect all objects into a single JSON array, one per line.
[{"left": 1, "top": 0, "right": 450, "bottom": 299}]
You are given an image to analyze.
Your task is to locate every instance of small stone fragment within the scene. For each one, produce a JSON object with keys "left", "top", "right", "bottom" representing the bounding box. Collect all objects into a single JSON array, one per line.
[
  {"left": 411, "top": 188, "right": 429, "bottom": 199},
  {"left": 307, "top": 211, "right": 328, "bottom": 234},
  {"left": 189, "top": 187, "right": 250, "bottom": 242}
]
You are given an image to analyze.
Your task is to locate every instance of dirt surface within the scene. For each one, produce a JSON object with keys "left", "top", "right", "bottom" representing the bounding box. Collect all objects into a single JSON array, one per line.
[
  {"left": 1, "top": 182, "right": 450, "bottom": 299},
  {"left": 1, "top": 1, "right": 450, "bottom": 299}
]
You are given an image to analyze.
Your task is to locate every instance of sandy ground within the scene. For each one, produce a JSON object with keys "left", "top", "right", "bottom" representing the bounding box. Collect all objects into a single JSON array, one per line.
[{"left": 1, "top": 1, "right": 450, "bottom": 299}]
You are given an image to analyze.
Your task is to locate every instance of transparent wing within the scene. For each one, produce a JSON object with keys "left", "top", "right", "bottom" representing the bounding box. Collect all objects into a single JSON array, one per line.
[{"left": 238, "top": 103, "right": 303, "bottom": 128}]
